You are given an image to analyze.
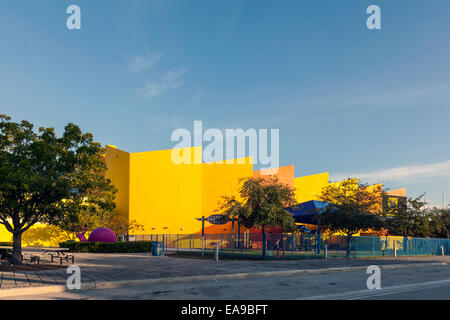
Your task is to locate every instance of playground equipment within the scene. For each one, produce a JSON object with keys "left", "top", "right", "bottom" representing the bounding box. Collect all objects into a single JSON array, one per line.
[
  {"left": 76, "top": 227, "right": 87, "bottom": 242},
  {"left": 88, "top": 227, "right": 117, "bottom": 242},
  {"left": 76, "top": 227, "right": 117, "bottom": 243}
]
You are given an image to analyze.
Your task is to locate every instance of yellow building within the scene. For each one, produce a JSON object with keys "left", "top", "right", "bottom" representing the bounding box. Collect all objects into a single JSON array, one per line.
[
  {"left": 0, "top": 223, "right": 71, "bottom": 247},
  {"left": 104, "top": 145, "right": 408, "bottom": 236},
  {"left": 294, "top": 172, "right": 329, "bottom": 204},
  {"left": 0, "top": 144, "right": 408, "bottom": 242},
  {"left": 104, "top": 145, "right": 253, "bottom": 235}
]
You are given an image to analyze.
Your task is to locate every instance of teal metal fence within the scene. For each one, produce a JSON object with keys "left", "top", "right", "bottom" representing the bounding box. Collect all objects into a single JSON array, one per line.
[{"left": 132, "top": 233, "right": 450, "bottom": 260}]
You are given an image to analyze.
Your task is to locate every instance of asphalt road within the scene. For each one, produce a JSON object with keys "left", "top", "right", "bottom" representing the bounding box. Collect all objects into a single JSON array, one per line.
[{"left": 5, "top": 263, "right": 450, "bottom": 300}]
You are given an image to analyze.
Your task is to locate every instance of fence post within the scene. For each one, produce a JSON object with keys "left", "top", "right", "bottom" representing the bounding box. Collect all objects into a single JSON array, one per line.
[
  {"left": 372, "top": 237, "right": 375, "bottom": 257},
  {"left": 442, "top": 245, "right": 445, "bottom": 256},
  {"left": 215, "top": 242, "right": 219, "bottom": 262},
  {"left": 177, "top": 234, "right": 179, "bottom": 252},
  {"left": 324, "top": 243, "right": 328, "bottom": 259},
  {"left": 201, "top": 234, "right": 205, "bottom": 257},
  {"left": 293, "top": 234, "right": 296, "bottom": 252},
  {"left": 190, "top": 234, "right": 192, "bottom": 252},
  {"left": 394, "top": 242, "right": 397, "bottom": 258},
  {"left": 355, "top": 237, "right": 359, "bottom": 257}
]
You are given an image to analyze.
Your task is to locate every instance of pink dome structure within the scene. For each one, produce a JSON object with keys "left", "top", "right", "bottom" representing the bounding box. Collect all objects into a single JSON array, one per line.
[{"left": 87, "top": 227, "right": 117, "bottom": 243}]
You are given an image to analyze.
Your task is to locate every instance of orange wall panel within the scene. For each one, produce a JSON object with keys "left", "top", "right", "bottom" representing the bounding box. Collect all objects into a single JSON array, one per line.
[{"left": 253, "top": 165, "right": 295, "bottom": 189}]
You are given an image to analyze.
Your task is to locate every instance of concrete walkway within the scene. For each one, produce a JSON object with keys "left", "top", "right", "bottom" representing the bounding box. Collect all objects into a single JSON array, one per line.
[{"left": 0, "top": 253, "right": 448, "bottom": 293}]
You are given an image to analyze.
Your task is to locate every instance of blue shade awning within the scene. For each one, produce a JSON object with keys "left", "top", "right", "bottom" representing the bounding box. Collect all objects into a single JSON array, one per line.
[
  {"left": 287, "top": 200, "right": 331, "bottom": 224},
  {"left": 297, "top": 225, "right": 310, "bottom": 233}
]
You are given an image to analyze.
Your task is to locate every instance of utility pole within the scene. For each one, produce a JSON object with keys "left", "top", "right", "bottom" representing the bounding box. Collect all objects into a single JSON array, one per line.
[{"left": 196, "top": 216, "right": 206, "bottom": 256}]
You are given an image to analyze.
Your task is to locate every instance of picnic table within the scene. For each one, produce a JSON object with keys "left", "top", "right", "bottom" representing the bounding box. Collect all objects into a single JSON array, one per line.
[
  {"left": 40, "top": 247, "right": 70, "bottom": 256},
  {"left": 0, "top": 246, "right": 38, "bottom": 263},
  {"left": 0, "top": 247, "right": 74, "bottom": 264},
  {"left": 0, "top": 246, "right": 74, "bottom": 264},
  {"left": 40, "top": 247, "right": 74, "bottom": 264}
]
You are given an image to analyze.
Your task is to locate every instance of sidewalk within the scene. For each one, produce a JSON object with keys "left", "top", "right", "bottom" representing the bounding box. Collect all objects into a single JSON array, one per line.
[{"left": 0, "top": 252, "right": 448, "bottom": 295}]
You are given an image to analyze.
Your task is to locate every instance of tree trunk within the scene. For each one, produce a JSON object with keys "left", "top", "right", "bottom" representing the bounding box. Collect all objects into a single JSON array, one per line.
[
  {"left": 346, "top": 235, "right": 352, "bottom": 257},
  {"left": 262, "top": 226, "right": 267, "bottom": 260},
  {"left": 10, "top": 232, "right": 23, "bottom": 265}
]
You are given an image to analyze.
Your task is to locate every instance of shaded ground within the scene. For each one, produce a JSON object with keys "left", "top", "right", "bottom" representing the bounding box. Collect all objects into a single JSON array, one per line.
[
  {"left": 4, "top": 262, "right": 450, "bottom": 300},
  {"left": 0, "top": 264, "right": 65, "bottom": 272},
  {"left": 0, "top": 251, "right": 448, "bottom": 290}
]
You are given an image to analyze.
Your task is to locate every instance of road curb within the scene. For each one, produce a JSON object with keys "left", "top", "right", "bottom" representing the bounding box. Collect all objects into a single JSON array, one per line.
[{"left": 0, "top": 261, "right": 447, "bottom": 298}]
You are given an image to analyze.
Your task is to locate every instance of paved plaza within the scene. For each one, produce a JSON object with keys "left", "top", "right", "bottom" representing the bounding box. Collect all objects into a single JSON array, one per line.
[{"left": 0, "top": 252, "right": 448, "bottom": 291}]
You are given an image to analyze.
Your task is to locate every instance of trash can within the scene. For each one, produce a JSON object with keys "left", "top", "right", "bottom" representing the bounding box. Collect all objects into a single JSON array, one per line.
[{"left": 152, "top": 242, "right": 162, "bottom": 256}]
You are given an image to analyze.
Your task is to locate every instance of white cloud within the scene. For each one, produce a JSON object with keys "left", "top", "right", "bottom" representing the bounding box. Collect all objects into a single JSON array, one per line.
[
  {"left": 332, "top": 160, "right": 450, "bottom": 184},
  {"left": 139, "top": 68, "right": 187, "bottom": 99},
  {"left": 189, "top": 89, "right": 204, "bottom": 105},
  {"left": 129, "top": 51, "right": 164, "bottom": 72}
]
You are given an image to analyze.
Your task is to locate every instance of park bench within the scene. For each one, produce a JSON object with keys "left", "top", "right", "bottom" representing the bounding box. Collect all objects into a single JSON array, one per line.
[
  {"left": 48, "top": 253, "right": 75, "bottom": 264},
  {"left": 56, "top": 254, "right": 75, "bottom": 265},
  {"left": 48, "top": 252, "right": 74, "bottom": 264},
  {"left": 40, "top": 247, "right": 72, "bottom": 264},
  {"left": 21, "top": 253, "right": 42, "bottom": 265},
  {"left": 29, "top": 254, "right": 41, "bottom": 264}
]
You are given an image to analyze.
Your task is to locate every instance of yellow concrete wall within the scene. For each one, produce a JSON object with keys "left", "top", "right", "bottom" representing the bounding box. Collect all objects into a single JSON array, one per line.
[
  {"left": 21, "top": 224, "right": 73, "bottom": 247},
  {"left": 0, "top": 223, "right": 72, "bottom": 246},
  {"left": 386, "top": 188, "right": 407, "bottom": 197},
  {"left": 104, "top": 145, "right": 130, "bottom": 220},
  {"left": 0, "top": 225, "right": 12, "bottom": 242},
  {"left": 128, "top": 147, "right": 203, "bottom": 235},
  {"left": 106, "top": 144, "right": 254, "bottom": 235},
  {"left": 202, "top": 157, "right": 253, "bottom": 234},
  {"left": 380, "top": 236, "right": 406, "bottom": 250},
  {"left": 253, "top": 165, "right": 295, "bottom": 189},
  {"left": 294, "top": 172, "right": 329, "bottom": 203}
]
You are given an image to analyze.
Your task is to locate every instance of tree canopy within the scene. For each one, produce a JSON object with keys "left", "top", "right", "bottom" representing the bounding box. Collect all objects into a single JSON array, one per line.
[
  {"left": 0, "top": 114, "right": 117, "bottom": 263},
  {"left": 315, "top": 178, "right": 384, "bottom": 237},
  {"left": 385, "top": 194, "right": 450, "bottom": 238},
  {"left": 217, "top": 176, "right": 297, "bottom": 259}
]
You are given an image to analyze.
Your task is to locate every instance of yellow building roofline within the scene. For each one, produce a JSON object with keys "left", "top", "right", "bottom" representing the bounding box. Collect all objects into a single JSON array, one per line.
[{"left": 294, "top": 171, "right": 329, "bottom": 179}]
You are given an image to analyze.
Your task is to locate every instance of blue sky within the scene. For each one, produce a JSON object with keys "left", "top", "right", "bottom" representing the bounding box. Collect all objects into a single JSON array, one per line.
[{"left": 1, "top": 0, "right": 450, "bottom": 206}]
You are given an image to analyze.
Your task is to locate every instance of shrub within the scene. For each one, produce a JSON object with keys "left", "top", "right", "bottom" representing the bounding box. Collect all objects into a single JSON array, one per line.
[{"left": 59, "top": 241, "right": 152, "bottom": 253}]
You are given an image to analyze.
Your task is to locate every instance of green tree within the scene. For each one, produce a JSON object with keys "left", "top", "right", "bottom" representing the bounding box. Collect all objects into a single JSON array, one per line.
[
  {"left": 430, "top": 208, "right": 450, "bottom": 239},
  {"left": 104, "top": 215, "right": 145, "bottom": 241},
  {"left": 315, "top": 178, "right": 384, "bottom": 256},
  {"left": 217, "top": 176, "right": 297, "bottom": 260},
  {"left": 0, "top": 114, "right": 116, "bottom": 264},
  {"left": 385, "top": 195, "right": 437, "bottom": 238}
]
